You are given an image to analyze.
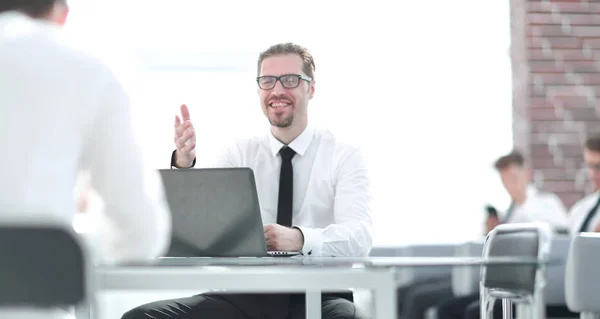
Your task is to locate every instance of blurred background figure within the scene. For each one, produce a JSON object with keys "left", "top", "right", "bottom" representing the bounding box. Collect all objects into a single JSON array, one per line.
[
  {"left": 484, "top": 150, "right": 569, "bottom": 234},
  {"left": 568, "top": 134, "right": 600, "bottom": 234}
]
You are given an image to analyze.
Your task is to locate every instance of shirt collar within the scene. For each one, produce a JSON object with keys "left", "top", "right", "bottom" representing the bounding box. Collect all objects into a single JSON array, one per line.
[
  {"left": 268, "top": 124, "right": 315, "bottom": 157},
  {"left": 526, "top": 185, "right": 537, "bottom": 197}
]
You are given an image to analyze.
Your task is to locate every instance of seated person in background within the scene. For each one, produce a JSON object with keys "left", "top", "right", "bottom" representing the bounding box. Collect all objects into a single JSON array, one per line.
[
  {"left": 399, "top": 150, "right": 570, "bottom": 319},
  {"left": 434, "top": 150, "right": 574, "bottom": 319},
  {"left": 122, "top": 42, "right": 373, "bottom": 319},
  {"left": 569, "top": 134, "right": 600, "bottom": 234},
  {"left": 484, "top": 150, "right": 569, "bottom": 234},
  {"left": 0, "top": 0, "right": 171, "bottom": 264}
]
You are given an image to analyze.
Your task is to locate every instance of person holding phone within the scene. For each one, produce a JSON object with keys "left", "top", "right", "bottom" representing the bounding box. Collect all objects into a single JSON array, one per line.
[{"left": 399, "top": 151, "right": 570, "bottom": 319}]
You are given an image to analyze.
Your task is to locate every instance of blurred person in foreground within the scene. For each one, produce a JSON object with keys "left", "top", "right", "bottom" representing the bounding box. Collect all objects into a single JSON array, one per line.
[{"left": 0, "top": 0, "right": 171, "bottom": 317}]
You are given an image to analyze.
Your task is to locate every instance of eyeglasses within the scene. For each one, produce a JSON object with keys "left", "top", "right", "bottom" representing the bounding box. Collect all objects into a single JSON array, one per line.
[
  {"left": 588, "top": 163, "right": 600, "bottom": 171},
  {"left": 256, "top": 74, "right": 312, "bottom": 90}
]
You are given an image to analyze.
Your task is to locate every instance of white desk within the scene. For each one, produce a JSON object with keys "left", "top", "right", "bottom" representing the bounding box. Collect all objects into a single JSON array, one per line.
[
  {"left": 95, "top": 263, "right": 396, "bottom": 319},
  {"left": 87, "top": 256, "right": 550, "bottom": 319}
]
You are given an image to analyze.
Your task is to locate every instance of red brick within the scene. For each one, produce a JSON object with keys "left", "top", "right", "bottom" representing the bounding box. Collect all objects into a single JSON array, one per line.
[
  {"left": 531, "top": 121, "right": 580, "bottom": 134},
  {"left": 531, "top": 143, "right": 585, "bottom": 158},
  {"left": 583, "top": 38, "right": 600, "bottom": 49},
  {"left": 534, "top": 168, "right": 577, "bottom": 181},
  {"left": 530, "top": 25, "right": 600, "bottom": 38},
  {"left": 515, "top": 0, "right": 598, "bottom": 211},
  {"left": 532, "top": 155, "right": 582, "bottom": 168},
  {"left": 529, "top": 26, "right": 567, "bottom": 37},
  {"left": 572, "top": 26, "right": 600, "bottom": 37},
  {"left": 543, "top": 180, "right": 581, "bottom": 193},
  {"left": 530, "top": 107, "right": 598, "bottom": 120},
  {"left": 528, "top": 13, "right": 558, "bottom": 25},
  {"left": 529, "top": 48, "right": 591, "bottom": 61},
  {"left": 570, "top": 107, "right": 600, "bottom": 120},
  {"left": 566, "top": 14, "right": 600, "bottom": 25},
  {"left": 538, "top": 85, "right": 600, "bottom": 97},
  {"left": 530, "top": 61, "right": 598, "bottom": 73},
  {"left": 544, "top": 94, "right": 595, "bottom": 108},
  {"left": 529, "top": 13, "right": 600, "bottom": 26},
  {"left": 529, "top": 37, "right": 582, "bottom": 49},
  {"left": 529, "top": 2, "right": 600, "bottom": 14},
  {"left": 580, "top": 74, "right": 600, "bottom": 85}
]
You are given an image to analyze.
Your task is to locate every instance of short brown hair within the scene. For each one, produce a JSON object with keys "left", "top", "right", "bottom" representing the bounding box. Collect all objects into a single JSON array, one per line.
[
  {"left": 494, "top": 150, "right": 525, "bottom": 170},
  {"left": 257, "top": 42, "right": 316, "bottom": 79},
  {"left": 585, "top": 134, "right": 600, "bottom": 152},
  {"left": 0, "top": 0, "right": 65, "bottom": 18}
]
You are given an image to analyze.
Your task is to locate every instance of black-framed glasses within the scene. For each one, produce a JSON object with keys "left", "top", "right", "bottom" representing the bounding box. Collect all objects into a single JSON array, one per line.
[
  {"left": 256, "top": 74, "right": 312, "bottom": 90},
  {"left": 588, "top": 162, "right": 600, "bottom": 171}
]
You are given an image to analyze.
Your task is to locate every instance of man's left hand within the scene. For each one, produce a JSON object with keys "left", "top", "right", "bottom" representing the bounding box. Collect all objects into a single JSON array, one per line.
[{"left": 264, "top": 224, "right": 304, "bottom": 251}]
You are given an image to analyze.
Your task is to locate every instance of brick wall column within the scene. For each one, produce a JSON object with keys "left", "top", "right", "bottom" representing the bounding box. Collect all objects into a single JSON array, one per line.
[{"left": 511, "top": 0, "right": 600, "bottom": 208}]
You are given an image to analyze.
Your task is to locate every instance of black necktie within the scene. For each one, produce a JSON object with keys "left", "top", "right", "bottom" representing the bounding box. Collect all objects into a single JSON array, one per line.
[
  {"left": 277, "top": 146, "right": 296, "bottom": 227},
  {"left": 502, "top": 202, "right": 515, "bottom": 223},
  {"left": 578, "top": 195, "right": 600, "bottom": 233}
]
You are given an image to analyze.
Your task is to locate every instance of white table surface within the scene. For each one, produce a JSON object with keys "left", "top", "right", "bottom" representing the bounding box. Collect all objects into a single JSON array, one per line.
[{"left": 87, "top": 256, "right": 551, "bottom": 319}]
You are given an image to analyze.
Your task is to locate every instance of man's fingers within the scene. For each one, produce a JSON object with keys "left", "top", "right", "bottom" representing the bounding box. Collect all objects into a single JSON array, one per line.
[
  {"left": 175, "top": 115, "right": 181, "bottom": 127},
  {"left": 184, "top": 141, "right": 196, "bottom": 153},
  {"left": 176, "top": 135, "right": 191, "bottom": 149},
  {"left": 181, "top": 104, "right": 191, "bottom": 121},
  {"left": 175, "top": 124, "right": 194, "bottom": 141}
]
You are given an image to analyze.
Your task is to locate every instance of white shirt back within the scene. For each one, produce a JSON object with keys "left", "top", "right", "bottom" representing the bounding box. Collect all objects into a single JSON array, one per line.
[{"left": 0, "top": 12, "right": 171, "bottom": 263}]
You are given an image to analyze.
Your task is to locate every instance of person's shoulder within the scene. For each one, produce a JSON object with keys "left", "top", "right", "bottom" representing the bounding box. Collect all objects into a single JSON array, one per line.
[
  {"left": 315, "top": 127, "right": 363, "bottom": 154},
  {"left": 225, "top": 133, "right": 269, "bottom": 155},
  {"left": 570, "top": 192, "right": 599, "bottom": 212},
  {"left": 1, "top": 16, "right": 112, "bottom": 80},
  {"left": 535, "top": 189, "right": 564, "bottom": 203},
  {"left": 314, "top": 127, "right": 369, "bottom": 170}
]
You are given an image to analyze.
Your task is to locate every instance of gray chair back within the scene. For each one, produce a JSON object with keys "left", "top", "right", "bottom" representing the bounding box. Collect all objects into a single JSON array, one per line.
[
  {"left": 480, "top": 222, "right": 552, "bottom": 319},
  {"left": 544, "top": 236, "right": 570, "bottom": 306},
  {"left": 565, "top": 232, "right": 600, "bottom": 317},
  {"left": 0, "top": 219, "right": 91, "bottom": 310}
]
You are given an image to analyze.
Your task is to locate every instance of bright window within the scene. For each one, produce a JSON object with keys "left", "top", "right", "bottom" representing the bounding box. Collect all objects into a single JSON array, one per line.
[{"left": 65, "top": 0, "right": 513, "bottom": 245}]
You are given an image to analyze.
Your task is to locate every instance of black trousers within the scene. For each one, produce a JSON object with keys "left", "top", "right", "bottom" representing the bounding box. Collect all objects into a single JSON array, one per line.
[
  {"left": 396, "top": 276, "right": 452, "bottom": 316},
  {"left": 401, "top": 279, "right": 453, "bottom": 319},
  {"left": 121, "top": 292, "right": 369, "bottom": 319}
]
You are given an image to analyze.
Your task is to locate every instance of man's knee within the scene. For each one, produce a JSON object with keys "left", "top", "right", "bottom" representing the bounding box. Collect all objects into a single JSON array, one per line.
[
  {"left": 322, "top": 297, "right": 371, "bottom": 319},
  {"left": 120, "top": 305, "right": 149, "bottom": 319}
]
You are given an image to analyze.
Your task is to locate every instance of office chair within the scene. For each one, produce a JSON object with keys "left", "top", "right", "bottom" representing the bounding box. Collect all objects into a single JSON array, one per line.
[
  {"left": 0, "top": 218, "right": 95, "bottom": 318},
  {"left": 565, "top": 232, "right": 600, "bottom": 319},
  {"left": 480, "top": 222, "right": 552, "bottom": 319}
]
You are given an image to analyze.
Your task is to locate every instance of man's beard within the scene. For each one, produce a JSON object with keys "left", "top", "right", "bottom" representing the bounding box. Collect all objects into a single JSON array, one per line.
[{"left": 268, "top": 113, "right": 293, "bottom": 128}]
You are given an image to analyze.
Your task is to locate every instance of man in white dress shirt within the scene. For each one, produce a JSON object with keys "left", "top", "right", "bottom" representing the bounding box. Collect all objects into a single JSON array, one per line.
[
  {"left": 0, "top": 0, "right": 171, "bottom": 266},
  {"left": 569, "top": 134, "right": 600, "bottom": 234},
  {"left": 484, "top": 150, "right": 569, "bottom": 233},
  {"left": 122, "top": 43, "right": 372, "bottom": 319}
]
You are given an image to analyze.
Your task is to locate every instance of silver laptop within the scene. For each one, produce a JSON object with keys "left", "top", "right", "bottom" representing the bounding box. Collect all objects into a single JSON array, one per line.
[{"left": 158, "top": 168, "right": 301, "bottom": 258}]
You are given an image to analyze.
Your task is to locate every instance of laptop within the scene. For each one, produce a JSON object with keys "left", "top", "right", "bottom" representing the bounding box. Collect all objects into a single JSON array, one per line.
[{"left": 158, "top": 168, "right": 301, "bottom": 258}]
